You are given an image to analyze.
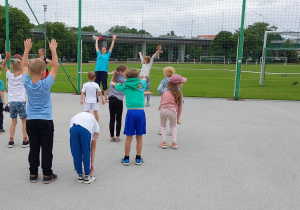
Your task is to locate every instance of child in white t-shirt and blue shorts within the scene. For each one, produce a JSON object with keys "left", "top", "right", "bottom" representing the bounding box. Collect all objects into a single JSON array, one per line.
[{"left": 80, "top": 71, "right": 105, "bottom": 122}]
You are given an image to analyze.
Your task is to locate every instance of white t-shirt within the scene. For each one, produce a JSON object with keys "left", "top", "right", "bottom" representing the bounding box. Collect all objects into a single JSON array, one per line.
[
  {"left": 70, "top": 112, "right": 99, "bottom": 140},
  {"left": 81, "top": 81, "right": 101, "bottom": 103},
  {"left": 6, "top": 70, "right": 26, "bottom": 102}
]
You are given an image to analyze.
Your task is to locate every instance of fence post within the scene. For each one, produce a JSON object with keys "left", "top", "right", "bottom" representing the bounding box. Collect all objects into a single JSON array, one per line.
[
  {"left": 5, "top": 0, "right": 10, "bottom": 69},
  {"left": 234, "top": 0, "right": 246, "bottom": 100}
]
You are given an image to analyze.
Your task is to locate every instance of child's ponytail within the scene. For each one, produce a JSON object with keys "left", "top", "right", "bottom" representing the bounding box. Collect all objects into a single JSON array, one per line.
[{"left": 113, "top": 65, "right": 128, "bottom": 82}]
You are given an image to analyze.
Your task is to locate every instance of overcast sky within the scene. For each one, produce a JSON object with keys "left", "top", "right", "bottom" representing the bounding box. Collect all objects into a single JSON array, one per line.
[{"left": 2, "top": 0, "right": 300, "bottom": 37}]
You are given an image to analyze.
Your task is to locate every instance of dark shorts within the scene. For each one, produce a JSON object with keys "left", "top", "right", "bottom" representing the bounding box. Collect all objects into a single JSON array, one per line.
[
  {"left": 9, "top": 101, "right": 27, "bottom": 119},
  {"left": 124, "top": 109, "right": 146, "bottom": 136},
  {"left": 95, "top": 71, "right": 108, "bottom": 90}
]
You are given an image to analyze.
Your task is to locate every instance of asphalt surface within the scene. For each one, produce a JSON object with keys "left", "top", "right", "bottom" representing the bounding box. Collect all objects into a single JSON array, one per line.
[{"left": 1, "top": 93, "right": 300, "bottom": 209}]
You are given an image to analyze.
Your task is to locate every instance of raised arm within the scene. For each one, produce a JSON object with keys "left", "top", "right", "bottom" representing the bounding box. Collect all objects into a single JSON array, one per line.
[
  {"left": 95, "top": 38, "right": 99, "bottom": 53},
  {"left": 21, "top": 39, "right": 33, "bottom": 75},
  {"left": 15, "top": 54, "right": 22, "bottom": 61},
  {"left": 2, "top": 52, "right": 11, "bottom": 72},
  {"left": 109, "top": 34, "right": 117, "bottom": 53},
  {"left": 48, "top": 39, "right": 59, "bottom": 79},
  {"left": 139, "top": 52, "right": 143, "bottom": 65}
]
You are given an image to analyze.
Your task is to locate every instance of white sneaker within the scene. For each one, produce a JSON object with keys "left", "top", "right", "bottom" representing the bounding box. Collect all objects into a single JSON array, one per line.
[
  {"left": 77, "top": 174, "right": 84, "bottom": 183},
  {"left": 84, "top": 175, "right": 96, "bottom": 184}
]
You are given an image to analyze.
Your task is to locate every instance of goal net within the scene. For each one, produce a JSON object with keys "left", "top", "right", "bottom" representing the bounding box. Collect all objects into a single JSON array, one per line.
[
  {"left": 200, "top": 56, "right": 225, "bottom": 64},
  {"left": 260, "top": 31, "right": 300, "bottom": 85}
]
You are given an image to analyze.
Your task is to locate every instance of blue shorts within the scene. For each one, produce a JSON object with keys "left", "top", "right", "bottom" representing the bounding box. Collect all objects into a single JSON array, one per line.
[
  {"left": 9, "top": 101, "right": 27, "bottom": 119},
  {"left": 124, "top": 109, "right": 146, "bottom": 136}
]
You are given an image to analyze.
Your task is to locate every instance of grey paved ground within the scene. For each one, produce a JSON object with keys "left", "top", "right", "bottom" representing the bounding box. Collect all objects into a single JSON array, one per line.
[{"left": 1, "top": 93, "right": 300, "bottom": 210}]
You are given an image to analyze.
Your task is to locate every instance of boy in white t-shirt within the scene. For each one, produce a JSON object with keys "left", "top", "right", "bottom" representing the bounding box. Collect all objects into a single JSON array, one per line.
[
  {"left": 70, "top": 112, "right": 99, "bottom": 184},
  {"left": 80, "top": 71, "right": 105, "bottom": 122},
  {"left": 2, "top": 52, "right": 29, "bottom": 148}
]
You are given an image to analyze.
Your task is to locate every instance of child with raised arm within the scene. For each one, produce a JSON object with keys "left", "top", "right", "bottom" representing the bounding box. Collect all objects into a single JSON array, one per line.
[
  {"left": 70, "top": 112, "right": 99, "bottom": 184},
  {"left": 108, "top": 65, "right": 127, "bottom": 142},
  {"left": 2, "top": 52, "right": 29, "bottom": 148},
  {"left": 80, "top": 71, "right": 105, "bottom": 122},
  {"left": 159, "top": 74, "right": 187, "bottom": 149},
  {"left": 22, "top": 38, "right": 59, "bottom": 184},
  {"left": 110, "top": 69, "right": 146, "bottom": 166},
  {"left": 0, "top": 67, "right": 5, "bottom": 134},
  {"left": 94, "top": 34, "right": 117, "bottom": 102},
  {"left": 139, "top": 50, "right": 159, "bottom": 107}
]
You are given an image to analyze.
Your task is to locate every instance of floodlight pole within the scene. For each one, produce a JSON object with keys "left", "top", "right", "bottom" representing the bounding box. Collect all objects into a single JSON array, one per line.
[
  {"left": 5, "top": 0, "right": 10, "bottom": 69},
  {"left": 43, "top": 5, "right": 47, "bottom": 57},
  {"left": 191, "top": 20, "right": 195, "bottom": 38},
  {"left": 77, "top": 0, "right": 82, "bottom": 94},
  {"left": 234, "top": 0, "right": 246, "bottom": 100}
]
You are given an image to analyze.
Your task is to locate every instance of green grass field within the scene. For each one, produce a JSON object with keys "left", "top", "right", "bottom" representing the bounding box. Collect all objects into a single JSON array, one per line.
[{"left": 1, "top": 62, "right": 300, "bottom": 100}]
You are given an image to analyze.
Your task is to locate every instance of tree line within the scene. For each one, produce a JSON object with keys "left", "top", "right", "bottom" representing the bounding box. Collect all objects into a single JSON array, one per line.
[{"left": 0, "top": 5, "right": 298, "bottom": 63}]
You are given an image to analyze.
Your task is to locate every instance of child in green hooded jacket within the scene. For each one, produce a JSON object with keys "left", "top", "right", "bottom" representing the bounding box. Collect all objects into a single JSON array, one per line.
[{"left": 110, "top": 69, "right": 146, "bottom": 166}]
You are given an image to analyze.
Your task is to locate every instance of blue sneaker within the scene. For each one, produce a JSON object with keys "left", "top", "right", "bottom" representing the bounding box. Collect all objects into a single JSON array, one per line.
[
  {"left": 121, "top": 158, "right": 129, "bottom": 166},
  {"left": 135, "top": 157, "right": 143, "bottom": 165}
]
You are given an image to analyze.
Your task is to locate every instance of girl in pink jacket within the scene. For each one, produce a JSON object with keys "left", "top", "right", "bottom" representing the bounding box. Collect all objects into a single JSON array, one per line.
[{"left": 158, "top": 74, "right": 187, "bottom": 149}]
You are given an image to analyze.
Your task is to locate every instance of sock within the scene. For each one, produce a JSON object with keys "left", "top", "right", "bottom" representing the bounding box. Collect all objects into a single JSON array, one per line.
[
  {"left": 136, "top": 155, "right": 141, "bottom": 159},
  {"left": 124, "top": 156, "right": 129, "bottom": 160}
]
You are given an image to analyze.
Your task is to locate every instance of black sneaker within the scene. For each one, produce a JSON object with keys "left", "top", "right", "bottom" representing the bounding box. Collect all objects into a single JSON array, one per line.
[
  {"left": 77, "top": 174, "right": 84, "bottom": 183},
  {"left": 30, "top": 174, "right": 38, "bottom": 183},
  {"left": 83, "top": 175, "right": 96, "bottom": 184},
  {"left": 0, "top": 129, "right": 5, "bottom": 134},
  {"left": 8, "top": 141, "right": 14, "bottom": 148},
  {"left": 22, "top": 140, "right": 29, "bottom": 148},
  {"left": 43, "top": 173, "right": 57, "bottom": 184}
]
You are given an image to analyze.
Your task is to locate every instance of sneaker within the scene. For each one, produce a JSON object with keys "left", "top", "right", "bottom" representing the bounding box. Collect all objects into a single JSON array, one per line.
[
  {"left": 121, "top": 158, "right": 130, "bottom": 166},
  {"left": 110, "top": 138, "right": 115, "bottom": 142},
  {"left": 30, "top": 174, "right": 38, "bottom": 183},
  {"left": 22, "top": 140, "right": 29, "bottom": 148},
  {"left": 115, "top": 138, "right": 121, "bottom": 143},
  {"left": 84, "top": 175, "right": 96, "bottom": 184},
  {"left": 135, "top": 157, "right": 143, "bottom": 165},
  {"left": 43, "top": 173, "right": 57, "bottom": 184},
  {"left": 77, "top": 174, "right": 84, "bottom": 183},
  {"left": 172, "top": 142, "right": 178, "bottom": 149},
  {"left": 8, "top": 141, "right": 14, "bottom": 148},
  {"left": 160, "top": 142, "right": 167, "bottom": 149},
  {"left": 0, "top": 129, "right": 5, "bottom": 134},
  {"left": 145, "top": 103, "right": 150, "bottom": 107}
]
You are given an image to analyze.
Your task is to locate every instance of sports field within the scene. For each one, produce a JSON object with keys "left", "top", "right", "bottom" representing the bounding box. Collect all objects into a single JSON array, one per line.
[{"left": 1, "top": 63, "right": 299, "bottom": 100}]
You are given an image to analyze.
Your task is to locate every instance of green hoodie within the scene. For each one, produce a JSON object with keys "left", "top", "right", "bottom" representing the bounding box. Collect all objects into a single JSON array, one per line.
[{"left": 115, "top": 78, "right": 146, "bottom": 109}]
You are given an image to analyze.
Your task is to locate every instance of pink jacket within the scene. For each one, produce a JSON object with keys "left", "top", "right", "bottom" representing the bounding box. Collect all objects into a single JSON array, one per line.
[{"left": 159, "top": 90, "right": 183, "bottom": 120}]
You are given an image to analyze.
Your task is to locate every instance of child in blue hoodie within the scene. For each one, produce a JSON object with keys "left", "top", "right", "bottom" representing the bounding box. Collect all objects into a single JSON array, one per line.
[{"left": 110, "top": 69, "right": 146, "bottom": 166}]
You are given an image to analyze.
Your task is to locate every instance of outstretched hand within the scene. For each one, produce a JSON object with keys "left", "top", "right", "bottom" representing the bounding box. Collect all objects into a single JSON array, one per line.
[
  {"left": 49, "top": 39, "right": 58, "bottom": 51},
  {"left": 14, "top": 54, "right": 22, "bottom": 61},
  {"left": 112, "top": 34, "right": 117, "bottom": 40},
  {"left": 24, "top": 39, "right": 33, "bottom": 51},
  {"left": 5, "top": 52, "right": 11, "bottom": 59}
]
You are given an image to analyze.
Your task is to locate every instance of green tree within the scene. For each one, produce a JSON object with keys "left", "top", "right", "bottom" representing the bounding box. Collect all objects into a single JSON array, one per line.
[
  {"left": 279, "top": 39, "right": 299, "bottom": 63},
  {"left": 209, "top": 31, "right": 235, "bottom": 59},
  {"left": 107, "top": 25, "right": 151, "bottom": 36},
  {"left": 233, "top": 22, "right": 281, "bottom": 60},
  {"left": 0, "top": 5, "right": 33, "bottom": 54}
]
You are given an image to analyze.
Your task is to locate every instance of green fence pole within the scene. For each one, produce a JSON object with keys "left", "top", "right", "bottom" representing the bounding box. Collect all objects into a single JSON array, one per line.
[
  {"left": 77, "top": 0, "right": 82, "bottom": 94},
  {"left": 234, "top": 0, "right": 246, "bottom": 100},
  {"left": 5, "top": 0, "right": 10, "bottom": 69}
]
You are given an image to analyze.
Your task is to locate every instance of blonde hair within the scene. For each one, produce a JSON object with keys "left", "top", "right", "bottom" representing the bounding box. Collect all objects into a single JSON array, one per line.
[
  {"left": 113, "top": 65, "right": 127, "bottom": 82},
  {"left": 29, "top": 58, "right": 46, "bottom": 75},
  {"left": 12, "top": 60, "right": 21, "bottom": 72},
  {"left": 126, "top": 69, "right": 139, "bottom": 78},
  {"left": 167, "top": 82, "right": 182, "bottom": 107},
  {"left": 88, "top": 71, "right": 96, "bottom": 80},
  {"left": 163, "top": 66, "right": 175, "bottom": 77},
  {"left": 143, "top": 56, "right": 150, "bottom": 63}
]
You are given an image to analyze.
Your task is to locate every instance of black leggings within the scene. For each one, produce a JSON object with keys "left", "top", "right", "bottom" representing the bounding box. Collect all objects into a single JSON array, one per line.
[{"left": 109, "top": 97, "right": 123, "bottom": 137}]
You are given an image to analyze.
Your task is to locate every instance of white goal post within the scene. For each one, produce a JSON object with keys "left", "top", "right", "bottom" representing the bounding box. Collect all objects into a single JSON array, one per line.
[
  {"left": 260, "top": 31, "right": 300, "bottom": 86},
  {"left": 200, "top": 56, "right": 225, "bottom": 64}
]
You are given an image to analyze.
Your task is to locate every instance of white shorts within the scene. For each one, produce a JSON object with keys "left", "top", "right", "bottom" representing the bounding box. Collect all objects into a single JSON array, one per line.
[{"left": 84, "top": 102, "right": 99, "bottom": 111}]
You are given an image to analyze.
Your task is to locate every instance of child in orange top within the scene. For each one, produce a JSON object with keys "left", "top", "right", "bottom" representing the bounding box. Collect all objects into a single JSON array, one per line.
[{"left": 158, "top": 74, "right": 187, "bottom": 149}]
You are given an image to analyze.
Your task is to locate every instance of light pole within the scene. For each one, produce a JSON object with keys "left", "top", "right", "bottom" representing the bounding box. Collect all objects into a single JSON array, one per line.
[
  {"left": 43, "top": 5, "right": 47, "bottom": 57},
  {"left": 125, "top": 17, "right": 128, "bottom": 28},
  {"left": 191, "top": 20, "right": 195, "bottom": 38}
]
